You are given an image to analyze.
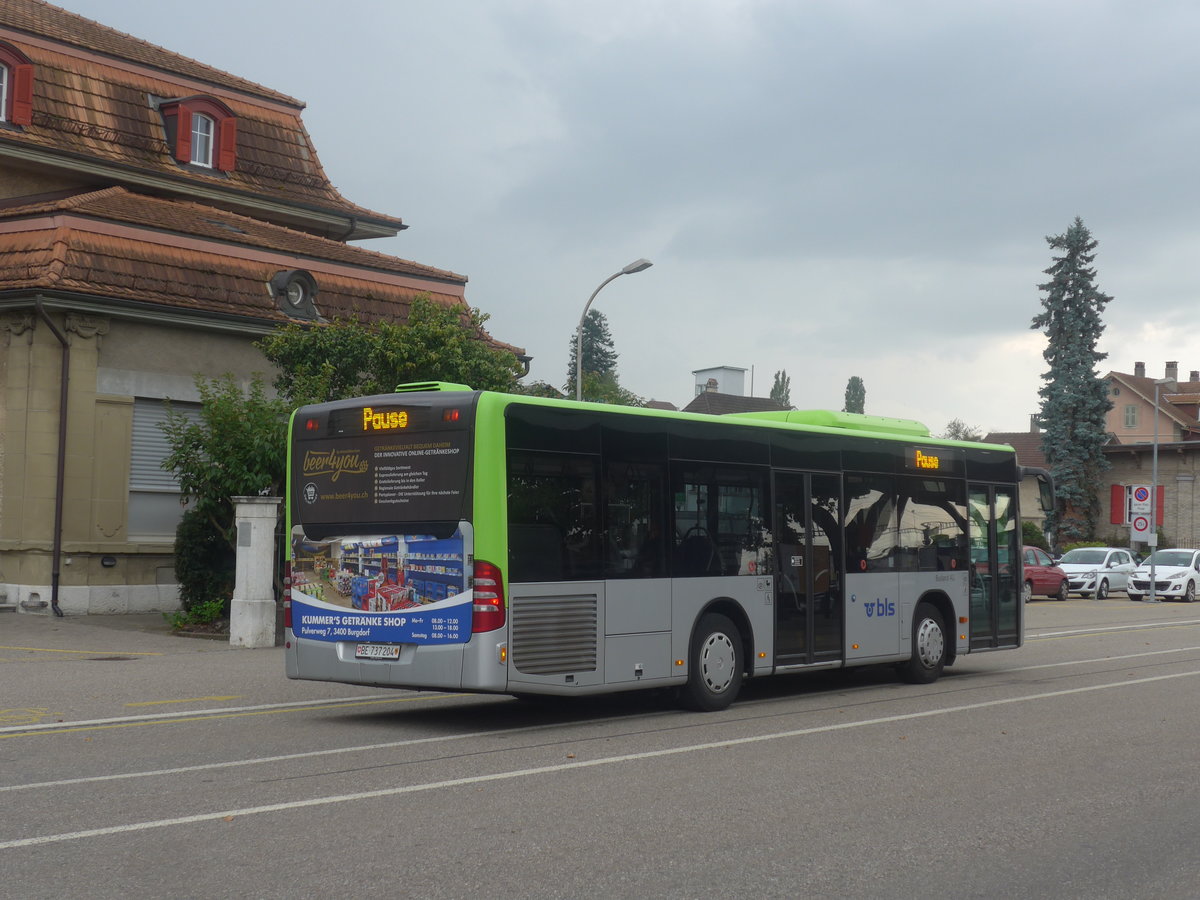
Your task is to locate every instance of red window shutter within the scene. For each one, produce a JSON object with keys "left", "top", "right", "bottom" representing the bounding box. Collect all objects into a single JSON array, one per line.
[
  {"left": 1110, "top": 484, "right": 1125, "bottom": 525},
  {"left": 11, "top": 64, "right": 33, "bottom": 126},
  {"left": 215, "top": 117, "right": 237, "bottom": 171},
  {"left": 1156, "top": 485, "right": 1165, "bottom": 526},
  {"left": 174, "top": 108, "right": 192, "bottom": 163}
]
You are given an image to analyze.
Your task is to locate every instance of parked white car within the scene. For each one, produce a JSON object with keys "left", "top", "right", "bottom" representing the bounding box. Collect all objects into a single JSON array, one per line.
[
  {"left": 1056, "top": 547, "right": 1136, "bottom": 599},
  {"left": 1126, "top": 548, "right": 1200, "bottom": 602}
]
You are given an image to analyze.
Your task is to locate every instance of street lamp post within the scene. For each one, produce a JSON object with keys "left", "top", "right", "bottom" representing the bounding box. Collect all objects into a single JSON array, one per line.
[
  {"left": 1147, "top": 377, "right": 1171, "bottom": 602},
  {"left": 575, "top": 258, "right": 653, "bottom": 402}
]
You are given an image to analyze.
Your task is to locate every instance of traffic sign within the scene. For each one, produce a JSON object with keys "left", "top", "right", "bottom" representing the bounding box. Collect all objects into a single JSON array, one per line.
[
  {"left": 1131, "top": 514, "right": 1152, "bottom": 541},
  {"left": 1130, "top": 484, "right": 1152, "bottom": 516}
]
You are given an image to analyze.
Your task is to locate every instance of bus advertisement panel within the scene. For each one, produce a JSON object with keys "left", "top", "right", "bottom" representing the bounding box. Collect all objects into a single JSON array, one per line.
[{"left": 288, "top": 526, "right": 472, "bottom": 646}]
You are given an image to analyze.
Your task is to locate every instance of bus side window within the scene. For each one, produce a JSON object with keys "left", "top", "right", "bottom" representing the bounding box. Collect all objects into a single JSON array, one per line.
[
  {"left": 844, "top": 474, "right": 898, "bottom": 572},
  {"left": 670, "top": 464, "right": 769, "bottom": 577},
  {"left": 603, "top": 462, "right": 666, "bottom": 579},
  {"left": 507, "top": 450, "right": 600, "bottom": 582},
  {"left": 898, "top": 475, "right": 968, "bottom": 572}
]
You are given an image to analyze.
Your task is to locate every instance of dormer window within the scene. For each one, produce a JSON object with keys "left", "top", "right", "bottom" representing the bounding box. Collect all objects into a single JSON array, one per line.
[
  {"left": 190, "top": 113, "right": 215, "bottom": 167},
  {"left": 0, "top": 42, "right": 34, "bottom": 127},
  {"left": 159, "top": 96, "right": 237, "bottom": 172}
]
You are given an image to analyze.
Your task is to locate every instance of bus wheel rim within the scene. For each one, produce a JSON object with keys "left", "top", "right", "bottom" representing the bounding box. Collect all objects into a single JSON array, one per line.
[
  {"left": 700, "top": 633, "right": 736, "bottom": 693},
  {"left": 915, "top": 618, "right": 943, "bottom": 668}
]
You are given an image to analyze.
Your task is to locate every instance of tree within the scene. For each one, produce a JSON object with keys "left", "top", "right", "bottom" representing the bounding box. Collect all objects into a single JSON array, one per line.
[
  {"left": 515, "top": 380, "right": 564, "bottom": 398},
  {"left": 1030, "top": 216, "right": 1113, "bottom": 545},
  {"left": 943, "top": 418, "right": 983, "bottom": 441},
  {"left": 160, "top": 375, "right": 291, "bottom": 618},
  {"left": 843, "top": 376, "right": 865, "bottom": 414},
  {"left": 770, "top": 370, "right": 791, "bottom": 407},
  {"left": 579, "top": 371, "right": 643, "bottom": 407},
  {"left": 565, "top": 309, "right": 640, "bottom": 404},
  {"left": 257, "top": 296, "right": 523, "bottom": 406},
  {"left": 566, "top": 309, "right": 619, "bottom": 396}
]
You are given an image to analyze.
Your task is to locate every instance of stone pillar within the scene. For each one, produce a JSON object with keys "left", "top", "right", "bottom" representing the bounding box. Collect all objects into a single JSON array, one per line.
[{"left": 229, "top": 496, "right": 281, "bottom": 648}]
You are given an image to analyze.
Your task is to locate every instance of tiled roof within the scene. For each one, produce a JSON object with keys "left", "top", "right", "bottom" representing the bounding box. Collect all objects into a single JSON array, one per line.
[
  {"left": 682, "top": 391, "right": 791, "bottom": 415},
  {"left": 0, "top": 187, "right": 461, "bottom": 281},
  {"left": 1107, "top": 370, "right": 1200, "bottom": 433},
  {"left": 0, "top": 2, "right": 403, "bottom": 235},
  {"left": 0, "top": 189, "right": 527, "bottom": 355},
  {"left": 1, "top": 0, "right": 299, "bottom": 105},
  {"left": 983, "top": 432, "right": 1048, "bottom": 469}
]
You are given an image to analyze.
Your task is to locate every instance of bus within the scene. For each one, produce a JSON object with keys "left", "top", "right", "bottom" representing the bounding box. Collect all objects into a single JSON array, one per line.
[{"left": 284, "top": 382, "right": 1049, "bottom": 710}]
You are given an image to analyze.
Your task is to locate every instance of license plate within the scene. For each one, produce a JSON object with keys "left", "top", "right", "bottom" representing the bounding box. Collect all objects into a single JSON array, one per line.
[{"left": 355, "top": 643, "right": 401, "bottom": 660}]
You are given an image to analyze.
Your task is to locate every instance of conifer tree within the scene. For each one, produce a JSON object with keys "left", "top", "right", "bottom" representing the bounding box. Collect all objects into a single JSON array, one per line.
[
  {"left": 1031, "top": 217, "right": 1113, "bottom": 545},
  {"left": 566, "top": 309, "right": 624, "bottom": 400},
  {"left": 770, "top": 369, "right": 791, "bottom": 407},
  {"left": 843, "top": 376, "right": 865, "bottom": 414}
]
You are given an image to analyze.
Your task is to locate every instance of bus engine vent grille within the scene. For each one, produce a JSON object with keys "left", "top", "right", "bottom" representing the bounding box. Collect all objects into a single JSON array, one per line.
[{"left": 511, "top": 594, "right": 598, "bottom": 675}]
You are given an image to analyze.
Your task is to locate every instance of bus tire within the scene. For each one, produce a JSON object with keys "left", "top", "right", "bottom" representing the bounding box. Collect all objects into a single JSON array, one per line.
[
  {"left": 680, "top": 613, "right": 743, "bottom": 711},
  {"left": 899, "top": 602, "right": 946, "bottom": 685}
]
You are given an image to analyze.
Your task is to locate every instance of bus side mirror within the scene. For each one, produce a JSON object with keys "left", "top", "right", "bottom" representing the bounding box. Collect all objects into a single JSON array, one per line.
[{"left": 1021, "top": 467, "right": 1055, "bottom": 515}]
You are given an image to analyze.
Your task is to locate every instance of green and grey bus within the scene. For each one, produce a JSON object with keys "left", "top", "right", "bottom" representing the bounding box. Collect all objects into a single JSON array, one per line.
[{"left": 284, "top": 383, "right": 1047, "bottom": 710}]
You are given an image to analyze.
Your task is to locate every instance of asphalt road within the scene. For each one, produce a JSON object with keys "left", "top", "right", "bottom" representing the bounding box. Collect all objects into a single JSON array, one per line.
[{"left": 3, "top": 597, "right": 1199, "bottom": 899}]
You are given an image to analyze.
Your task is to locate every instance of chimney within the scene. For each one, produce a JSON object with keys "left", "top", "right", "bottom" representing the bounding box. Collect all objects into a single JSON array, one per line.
[
  {"left": 1134, "top": 361, "right": 1145, "bottom": 377},
  {"left": 1191, "top": 371, "right": 1199, "bottom": 383},
  {"left": 1166, "top": 361, "right": 1179, "bottom": 381}
]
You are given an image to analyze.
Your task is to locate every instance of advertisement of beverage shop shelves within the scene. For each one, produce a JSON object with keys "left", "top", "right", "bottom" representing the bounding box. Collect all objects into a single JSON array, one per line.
[{"left": 289, "top": 526, "right": 471, "bottom": 644}]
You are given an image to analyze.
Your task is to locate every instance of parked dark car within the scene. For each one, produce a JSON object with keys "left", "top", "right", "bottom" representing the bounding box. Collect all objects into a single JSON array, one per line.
[{"left": 1023, "top": 545, "right": 1069, "bottom": 602}]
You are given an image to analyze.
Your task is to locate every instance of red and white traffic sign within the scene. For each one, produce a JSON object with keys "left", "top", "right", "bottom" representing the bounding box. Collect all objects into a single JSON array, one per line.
[{"left": 1131, "top": 514, "right": 1152, "bottom": 541}]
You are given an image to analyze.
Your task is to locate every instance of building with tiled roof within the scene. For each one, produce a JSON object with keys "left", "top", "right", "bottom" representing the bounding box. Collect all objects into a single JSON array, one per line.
[
  {"left": 0, "top": 1, "right": 521, "bottom": 616},
  {"left": 987, "top": 362, "right": 1200, "bottom": 549},
  {"left": 1099, "top": 361, "right": 1200, "bottom": 550}
]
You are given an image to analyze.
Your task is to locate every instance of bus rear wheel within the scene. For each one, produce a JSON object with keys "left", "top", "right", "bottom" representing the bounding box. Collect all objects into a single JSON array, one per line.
[
  {"left": 899, "top": 602, "right": 946, "bottom": 685},
  {"left": 680, "top": 613, "right": 743, "bottom": 711}
]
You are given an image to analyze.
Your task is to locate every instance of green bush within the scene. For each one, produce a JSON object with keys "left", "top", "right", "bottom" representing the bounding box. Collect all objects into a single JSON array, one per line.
[
  {"left": 172, "top": 506, "right": 235, "bottom": 616},
  {"left": 1022, "top": 521, "right": 1049, "bottom": 551}
]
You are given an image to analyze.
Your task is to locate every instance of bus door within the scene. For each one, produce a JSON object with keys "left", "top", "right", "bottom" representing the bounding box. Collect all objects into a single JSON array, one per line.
[
  {"left": 967, "top": 484, "right": 1020, "bottom": 649},
  {"left": 773, "top": 472, "right": 842, "bottom": 665}
]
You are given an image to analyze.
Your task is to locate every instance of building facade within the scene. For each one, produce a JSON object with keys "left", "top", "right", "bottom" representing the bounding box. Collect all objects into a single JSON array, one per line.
[{"left": 0, "top": 1, "right": 518, "bottom": 615}]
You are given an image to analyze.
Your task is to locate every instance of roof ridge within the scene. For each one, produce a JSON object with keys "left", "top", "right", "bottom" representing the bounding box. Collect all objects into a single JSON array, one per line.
[
  {"left": 165, "top": 195, "right": 463, "bottom": 280},
  {"left": 1, "top": 0, "right": 302, "bottom": 107},
  {"left": 0, "top": 185, "right": 127, "bottom": 217}
]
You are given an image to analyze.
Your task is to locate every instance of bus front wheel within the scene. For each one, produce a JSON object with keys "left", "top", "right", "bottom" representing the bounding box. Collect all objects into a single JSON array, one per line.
[
  {"left": 899, "top": 602, "right": 946, "bottom": 685},
  {"left": 680, "top": 613, "right": 743, "bottom": 711}
]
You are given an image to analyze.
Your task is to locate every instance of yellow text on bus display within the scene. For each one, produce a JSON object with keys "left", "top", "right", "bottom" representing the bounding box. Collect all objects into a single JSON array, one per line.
[
  {"left": 914, "top": 449, "right": 940, "bottom": 470},
  {"left": 362, "top": 407, "right": 409, "bottom": 431}
]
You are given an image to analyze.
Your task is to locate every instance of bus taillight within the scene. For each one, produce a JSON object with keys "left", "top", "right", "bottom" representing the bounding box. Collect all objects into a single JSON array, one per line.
[
  {"left": 283, "top": 561, "right": 293, "bottom": 630},
  {"left": 472, "top": 559, "right": 505, "bottom": 633}
]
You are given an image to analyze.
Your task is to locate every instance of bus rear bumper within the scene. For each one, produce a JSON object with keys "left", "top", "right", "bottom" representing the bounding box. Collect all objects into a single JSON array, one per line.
[{"left": 284, "top": 630, "right": 510, "bottom": 693}]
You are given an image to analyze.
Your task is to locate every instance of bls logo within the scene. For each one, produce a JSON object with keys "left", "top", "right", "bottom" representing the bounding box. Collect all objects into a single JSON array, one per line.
[{"left": 864, "top": 597, "right": 896, "bottom": 618}]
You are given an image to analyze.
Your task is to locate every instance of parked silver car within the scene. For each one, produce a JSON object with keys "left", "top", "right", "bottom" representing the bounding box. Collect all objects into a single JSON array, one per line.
[
  {"left": 1056, "top": 547, "right": 1136, "bottom": 599},
  {"left": 1126, "top": 548, "right": 1200, "bottom": 602}
]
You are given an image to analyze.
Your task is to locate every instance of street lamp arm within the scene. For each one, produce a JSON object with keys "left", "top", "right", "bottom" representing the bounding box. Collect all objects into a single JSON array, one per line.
[{"left": 574, "top": 258, "right": 652, "bottom": 402}]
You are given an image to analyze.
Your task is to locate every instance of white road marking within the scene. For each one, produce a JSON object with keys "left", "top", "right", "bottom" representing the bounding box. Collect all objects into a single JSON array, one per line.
[{"left": 2, "top": 667, "right": 1198, "bottom": 851}]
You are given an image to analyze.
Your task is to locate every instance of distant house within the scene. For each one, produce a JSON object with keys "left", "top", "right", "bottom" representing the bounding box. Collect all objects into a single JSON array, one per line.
[
  {"left": 995, "top": 361, "right": 1200, "bottom": 548},
  {"left": 0, "top": 0, "right": 520, "bottom": 615},
  {"left": 682, "top": 391, "right": 791, "bottom": 416},
  {"left": 691, "top": 365, "right": 747, "bottom": 398},
  {"left": 1101, "top": 361, "right": 1200, "bottom": 548}
]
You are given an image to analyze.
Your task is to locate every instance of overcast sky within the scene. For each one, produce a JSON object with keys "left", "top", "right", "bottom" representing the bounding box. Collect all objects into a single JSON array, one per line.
[{"left": 61, "top": 0, "right": 1200, "bottom": 433}]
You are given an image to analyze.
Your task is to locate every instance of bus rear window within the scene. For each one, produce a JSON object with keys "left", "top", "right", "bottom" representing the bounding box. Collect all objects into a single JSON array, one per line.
[{"left": 292, "top": 429, "right": 470, "bottom": 529}]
